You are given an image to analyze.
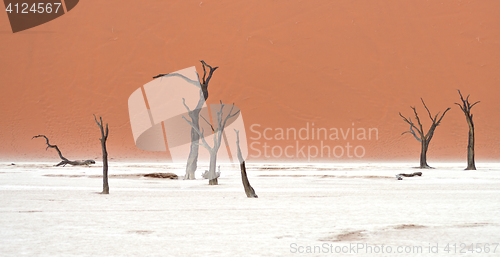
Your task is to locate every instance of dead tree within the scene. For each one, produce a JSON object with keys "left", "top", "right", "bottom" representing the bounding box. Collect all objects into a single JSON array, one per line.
[
  {"left": 455, "top": 90, "right": 480, "bottom": 170},
  {"left": 183, "top": 101, "right": 239, "bottom": 185},
  {"left": 94, "top": 115, "right": 109, "bottom": 194},
  {"left": 399, "top": 98, "right": 451, "bottom": 168},
  {"left": 33, "top": 135, "right": 95, "bottom": 167},
  {"left": 235, "top": 129, "right": 257, "bottom": 198},
  {"left": 155, "top": 60, "right": 218, "bottom": 180}
]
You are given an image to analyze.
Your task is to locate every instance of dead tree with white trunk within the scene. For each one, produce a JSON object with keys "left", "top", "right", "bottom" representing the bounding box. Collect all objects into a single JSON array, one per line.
[
  {"left": 182, "top": 101, "right": 240, "bottom": 185},
  {"left": 234, "top": 129, "right": 257, "bottom": 198},
  {"left": 155, "top": 61, "right": 218, "bottom": 180},
  {"left": 455, "top": 90, "right": 480, "bottom": 170},
  {"left": 399, "top": 98, "right": 450, "bottom": 169}
]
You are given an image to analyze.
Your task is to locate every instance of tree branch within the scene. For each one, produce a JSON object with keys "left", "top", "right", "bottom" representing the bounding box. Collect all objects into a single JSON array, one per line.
[
  {"left": 94, "top": 114, "right": 109, "bottom": 141},
  {"left": 200, "top": 60, "right": 219, "bottom": 87},
  {"left": 420, "top": 98, "right": 435, "bottom": 122},
  {"left": 32, "top": 135, "right": 68, "bottom": 161},
  {"left": 470, "top": 101, "right": 480, "bottom": 109},
  {"left": 32, "top": 135, "right": 95, "bottom": 167},
  {"left": 399, "top": 112, "right": 422, "bottom": 136},
  {"left": 435, "top": 108, "right": 451, "bottom": 125},
  {"left": 454, "top": 102, "right": 466, "bottom": 113},
  {"left": 215, "top": 102, "right": 240, "bottom": 144},
  {"left": 182, "top": 97, "right": 192, "bottom": 113},
  {"left": 234, "top": 129, "right": 244, "bottom": 164},
  {"left": 182, "top": 115, "right": 211, "bottom": 151},
  {"left": 153, "top": 73, "right": 168, "bottom": 79},
  {"left": 153, "top": 72, "right": 201, "bottom": 89},
  {"left": 401, "top": 117, "right": 422, "bottom": 142},
  {"left": 200, "top": 60, "right": 219, "bottom": 100},
  {"left": 456, "top": 89, "right": 480, "bottom": 113},
  {"left": 200, "top": 114, "right": 215, "bottom": 132},
  {"left": 425, "top": 107, "right": 450, "bottom": 141}
]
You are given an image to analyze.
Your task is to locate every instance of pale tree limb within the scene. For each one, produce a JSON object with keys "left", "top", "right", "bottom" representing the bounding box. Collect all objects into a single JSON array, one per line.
[
  {"left": 182, "top": 101, "right": 239, "bottom": 185},
  {"left": 152, "top": 73, "right": 201, "bottom": 89}
]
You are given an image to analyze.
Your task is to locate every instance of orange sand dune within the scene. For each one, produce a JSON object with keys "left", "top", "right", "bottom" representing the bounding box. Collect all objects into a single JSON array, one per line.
[{"left": 0, "top": 0, "right": 499, "bottom": 162}]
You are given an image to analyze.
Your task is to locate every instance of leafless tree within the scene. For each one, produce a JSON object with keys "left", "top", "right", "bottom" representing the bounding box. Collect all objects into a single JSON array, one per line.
[
  {"left": 400, "top": 98, "right": 451, "bottom": 168},
  {"left": 33, "top": 135, "right": 95, "bottom": 167},
  {"left": 154, "top": 61, "right": 218, "bottom": 180},
  {"left": 183, "top": 101, "right": 239, "bottom": 185},
  {"left": 455, "top": 90, "right": 480, "bottom": 170},
  {"left": 94, "top": 115, "right": 109, "bottom": 194},
  {"left": 234, "top": 129, "right": 257, "bottom": 198}
]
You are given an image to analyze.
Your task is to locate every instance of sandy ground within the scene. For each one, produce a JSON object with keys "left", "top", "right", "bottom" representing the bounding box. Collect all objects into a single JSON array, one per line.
[{"left": 0, "top": 162, "right": 499, "bottom": 256}]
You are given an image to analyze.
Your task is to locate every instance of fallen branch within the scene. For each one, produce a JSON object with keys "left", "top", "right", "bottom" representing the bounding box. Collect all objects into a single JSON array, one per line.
[
  {"left": 32, "top": 135, "right": 95, "bottom": 167},
  {"left": 396, "top": 172, "right": 423, "bottom": 180},
  {"left": 143, "top": 173, "right": 178, "bottom": 179}
]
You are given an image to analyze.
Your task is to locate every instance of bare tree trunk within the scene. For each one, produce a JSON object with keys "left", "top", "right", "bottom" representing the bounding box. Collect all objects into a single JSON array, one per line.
[
  {"left": 466, "top": 121, "right": 476, "bottom": 170},
  {"left": 208, "top": 151, "right": 218, "bottom": 185},
  {"left": 455, "top": 90, "right": 479, "bottom": 170},
  {"left": 94, "top": 115, "right": 109, "bottom": 194},
  {"left": 420, "top": 140, "right": 430, "bottom": 169},
  {"left": 102, "top": 145, "right": 109, "bottom": 194},
  {"left": 235, "top": 129, "right": 257, "bottom": 198},
  {"left": 185, "top": 108, "right": 202, "bottom": 179},
  {"left": 239, "top": 161, "right": 257, "bottom": 197}
]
